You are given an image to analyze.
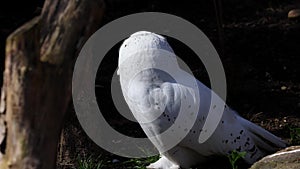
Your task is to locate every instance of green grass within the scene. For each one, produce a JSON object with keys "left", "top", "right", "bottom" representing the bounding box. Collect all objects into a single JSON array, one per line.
[
  {"left": 121, "top": 155, "right": 160, "bottom": 169},
  {"left": 77, "top": 155, "right": 105, "bottom": 169},
  {"left": 289, "top": 127, "right": 300, "bottom": 145},
  {"left": 76, "top": 154, "right": 159, "bottom": 169},
  {"left": 227, "top": 150, "right": 246, "bottom": 169}
]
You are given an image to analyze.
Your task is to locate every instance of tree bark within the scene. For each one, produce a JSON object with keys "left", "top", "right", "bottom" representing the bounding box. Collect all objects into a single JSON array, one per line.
[{"left": 0, "top": 0, "right": 105, "bottom": 169}]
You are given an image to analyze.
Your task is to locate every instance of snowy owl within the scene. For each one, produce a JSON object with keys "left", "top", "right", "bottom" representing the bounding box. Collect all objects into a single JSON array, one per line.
[{"left": 117, "top": 31, "right": 286, "bottom": 169}]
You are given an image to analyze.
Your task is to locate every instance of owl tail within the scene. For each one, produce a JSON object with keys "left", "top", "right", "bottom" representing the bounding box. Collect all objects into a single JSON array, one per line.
[{"left": 239, "top": 116, "right": 287, "bottom": 153}]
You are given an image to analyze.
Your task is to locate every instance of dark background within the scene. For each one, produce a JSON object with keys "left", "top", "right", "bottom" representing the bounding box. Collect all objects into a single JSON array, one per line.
[{"left": 0, "top": 0, "right": 299, "bottom": 168}]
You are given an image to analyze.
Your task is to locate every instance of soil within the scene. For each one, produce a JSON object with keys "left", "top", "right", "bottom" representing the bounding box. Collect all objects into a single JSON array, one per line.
[{"left": 0, "top": 0, "right": 300, "bottom": 169}]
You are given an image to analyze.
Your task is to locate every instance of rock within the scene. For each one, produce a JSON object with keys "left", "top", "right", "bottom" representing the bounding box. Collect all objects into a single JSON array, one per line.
[
  {"left": 250, "top": 146, "right": 300, "bottom": 169},
  {"left": 281, "top": 86, "right": 287, "bottom": 90},
  {"left": 288, "top": 9, "right": 300, "bottom": 19}
]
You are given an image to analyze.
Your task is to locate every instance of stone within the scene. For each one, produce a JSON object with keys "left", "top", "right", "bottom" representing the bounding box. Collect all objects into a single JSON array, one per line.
[
  {"left": 288, "top": 9, "right": 300, "bottom": 19},
  {"left": 250, "top": 146, "right": 300, "bottom": 169}
]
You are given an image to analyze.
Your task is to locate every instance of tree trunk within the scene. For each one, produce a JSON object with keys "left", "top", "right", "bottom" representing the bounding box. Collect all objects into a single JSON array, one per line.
[{"left": 0, "top": 0, "right": 105, "bottom": 169}]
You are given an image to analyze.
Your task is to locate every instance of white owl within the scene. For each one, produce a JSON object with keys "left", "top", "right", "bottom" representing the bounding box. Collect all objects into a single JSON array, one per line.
[{"left": 117, "top": 31, "right": 286, "bottom": 169}]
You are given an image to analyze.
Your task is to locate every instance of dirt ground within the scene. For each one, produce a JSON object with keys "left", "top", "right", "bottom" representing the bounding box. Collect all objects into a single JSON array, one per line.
[{"left": 1, "top": 0, "right": 300, "bottom": 169}]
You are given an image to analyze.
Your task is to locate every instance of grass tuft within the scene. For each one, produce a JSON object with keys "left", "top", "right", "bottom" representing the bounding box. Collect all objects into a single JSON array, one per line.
[{"left": 227, "top": 150, "right": 246, "bottom": 169}]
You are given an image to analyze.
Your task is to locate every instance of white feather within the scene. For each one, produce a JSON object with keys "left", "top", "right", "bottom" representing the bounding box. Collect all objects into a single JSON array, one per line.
[{"left": 118, "top": 31, "right": 286, "bottom": 169}]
